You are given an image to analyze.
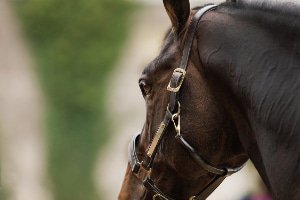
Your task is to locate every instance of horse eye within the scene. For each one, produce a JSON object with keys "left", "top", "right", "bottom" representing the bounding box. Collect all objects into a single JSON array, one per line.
[{"left": 139, "top": 81, "right": 151, "bottom": 97}]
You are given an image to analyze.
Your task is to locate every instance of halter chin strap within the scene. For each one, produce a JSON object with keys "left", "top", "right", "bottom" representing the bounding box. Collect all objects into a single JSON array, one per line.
[{"left": 128, "top": 4, "right": 247, "bottom": 200}]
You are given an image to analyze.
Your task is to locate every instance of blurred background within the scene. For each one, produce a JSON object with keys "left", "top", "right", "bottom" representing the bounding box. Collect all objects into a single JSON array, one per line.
[{"left": 0, "top": 0, "right": 297, "bottom": 199}]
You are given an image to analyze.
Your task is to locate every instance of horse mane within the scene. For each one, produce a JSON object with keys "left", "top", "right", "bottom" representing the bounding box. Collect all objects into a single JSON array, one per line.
[
  {"left": 221, "top": 0, "right": 300, "bottom": 16},
  {"left": 219, "top": 0, "right": 300, "bottom": 33}
]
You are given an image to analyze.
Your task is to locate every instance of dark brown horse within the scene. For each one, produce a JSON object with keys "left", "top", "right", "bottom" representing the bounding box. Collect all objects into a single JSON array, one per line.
[{"left": 119, "top": 0, "right": 300, "bottom": 199}]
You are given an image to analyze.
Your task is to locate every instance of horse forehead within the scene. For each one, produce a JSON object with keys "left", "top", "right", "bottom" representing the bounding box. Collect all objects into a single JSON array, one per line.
[{"left": 144, "top": 45, "right": 180, "bottom": 76}]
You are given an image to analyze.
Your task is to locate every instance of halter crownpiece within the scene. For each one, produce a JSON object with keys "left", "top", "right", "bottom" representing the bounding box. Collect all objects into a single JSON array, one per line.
[{"left": 128, "top": 4, "right": 247, "bottom": 200}]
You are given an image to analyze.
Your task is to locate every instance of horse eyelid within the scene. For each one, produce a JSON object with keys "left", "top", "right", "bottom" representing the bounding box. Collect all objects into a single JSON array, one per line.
[
  {"left": 139, "top": 80, "right": 147, "bottom": 97},
  {"left": 139, "top": 80, "right": 152, "bottom": 97}
]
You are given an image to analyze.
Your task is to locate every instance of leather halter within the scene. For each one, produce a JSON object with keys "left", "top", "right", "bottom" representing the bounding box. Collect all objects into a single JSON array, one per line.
[{"left": 128, "top": 5, "right": 246, "bottom": 200}]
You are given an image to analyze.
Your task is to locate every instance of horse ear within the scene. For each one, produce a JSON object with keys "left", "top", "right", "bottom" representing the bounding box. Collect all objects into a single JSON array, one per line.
[{"left": 163, "top": 0, "right": 190, "bottom": 34}]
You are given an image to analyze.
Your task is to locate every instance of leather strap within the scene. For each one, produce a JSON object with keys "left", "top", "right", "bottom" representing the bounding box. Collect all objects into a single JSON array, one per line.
[
  {"left": 128, "top": 134, "right": 141, "bottom": 173},
  {"left": 179, "top": 4, "right": 218, "bottom": 72},
  {"left": 176, "top": 135, "right": 226, "bottom": 175},
  {"left": 142, "top": 109, "right": 173, "bottom": 170},
  {"left": 143, "top": 178, "right": 175, "bottom": 200},
  {"left": 193, "top": 175, "right": 227, "bottom": 200}
]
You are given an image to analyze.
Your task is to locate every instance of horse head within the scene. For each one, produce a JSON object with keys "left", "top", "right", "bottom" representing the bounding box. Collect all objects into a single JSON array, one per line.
[{"left": 119, "top": 1, "right": 249, "bottom": 199}]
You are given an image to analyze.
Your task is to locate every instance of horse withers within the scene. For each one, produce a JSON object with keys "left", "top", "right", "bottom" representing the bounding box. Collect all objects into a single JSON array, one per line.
[{"left": 119, "top": 0, "right": 300, "bottom": 199}]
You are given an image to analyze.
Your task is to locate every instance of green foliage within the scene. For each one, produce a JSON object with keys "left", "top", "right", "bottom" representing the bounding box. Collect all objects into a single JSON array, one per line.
[
  {"left": 16, "top": 0, "right": 133, "bottom": 111},
  {"left": 14, "top": 0, "right": 134, "bottom": 199},
  {"left": 0, "top": 186, "right": 9, "bottom": 200}
]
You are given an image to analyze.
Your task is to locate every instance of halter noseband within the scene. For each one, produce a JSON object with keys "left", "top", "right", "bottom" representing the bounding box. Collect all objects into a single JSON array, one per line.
[{"left": 128, "top": 5, "right": 246, "bottom": 200}]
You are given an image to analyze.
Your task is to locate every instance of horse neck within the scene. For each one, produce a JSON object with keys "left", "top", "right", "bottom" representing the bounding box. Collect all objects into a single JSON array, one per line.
[{"left": 196, "top": 11, "right": 300, "bottom": 199}]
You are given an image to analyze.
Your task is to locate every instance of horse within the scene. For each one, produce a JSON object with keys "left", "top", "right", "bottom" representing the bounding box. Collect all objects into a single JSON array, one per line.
[{"left": 119, "top": 0, "right": 300, "bottom": 199}]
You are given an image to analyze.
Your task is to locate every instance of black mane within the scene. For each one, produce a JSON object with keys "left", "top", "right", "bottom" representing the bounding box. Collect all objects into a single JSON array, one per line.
[
  {"left": 221, "top": 0, "right": 300, "bottom": 16},
  {"left": 219, "top": 0, "right": 300, "bottom": 33}
]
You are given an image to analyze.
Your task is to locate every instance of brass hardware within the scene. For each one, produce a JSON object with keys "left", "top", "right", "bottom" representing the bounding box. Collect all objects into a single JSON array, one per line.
[
  {"left": 171, "top": 102, "right": 181, "bottom": 136},
  {"left": 146, "top": 123, "right": 166, "bottom": 157},
  {"left": 153, "top": 194, "right": 168, "bottom": 200},
  {"left": 172, "top": 114, "right": 181, "bottom": 136},
  {"left": 167, "top": 68, "right": 186, "bottom": 92},
  {"left": 145, "top": 167, "right": 152, "bottom": 179},
  {"left": 153, "top": 194, "right": 159, "bottom": 200}
]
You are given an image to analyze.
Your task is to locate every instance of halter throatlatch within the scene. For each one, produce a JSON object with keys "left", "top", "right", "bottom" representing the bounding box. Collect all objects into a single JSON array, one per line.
[{"left": 128, "top": 4, "right": 247, "bottom": 200}]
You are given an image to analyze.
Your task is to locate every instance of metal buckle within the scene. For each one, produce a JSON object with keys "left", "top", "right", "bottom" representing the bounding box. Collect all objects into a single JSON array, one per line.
[
  {"left": 171, "top": 102, "right": 181, "bottom": 136},
  {"left": 167, "top": 68, "right": 186, "bottom": 92}
]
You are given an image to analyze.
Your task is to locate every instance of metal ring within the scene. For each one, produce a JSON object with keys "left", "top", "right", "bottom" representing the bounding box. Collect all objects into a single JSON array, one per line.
[{"left": 153, "top": 193, "right": 168, "bottom": 200}]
